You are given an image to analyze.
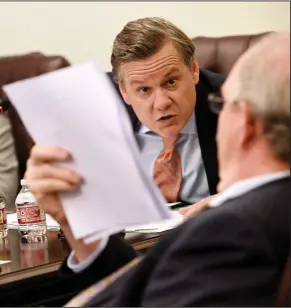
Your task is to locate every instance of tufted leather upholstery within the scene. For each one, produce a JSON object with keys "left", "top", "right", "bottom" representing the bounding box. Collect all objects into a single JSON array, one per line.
[
  {"left": 192, "top": 32, "right": 271, "bottom": 76},
  {"left": 0, "top": 53, "right": 70, "bottom": 180}
]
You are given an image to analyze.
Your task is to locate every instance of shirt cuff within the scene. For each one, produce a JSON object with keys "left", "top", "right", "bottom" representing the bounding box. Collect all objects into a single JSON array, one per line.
[{"left": 67, "top": 237, "right": 109, "bottom": 273}]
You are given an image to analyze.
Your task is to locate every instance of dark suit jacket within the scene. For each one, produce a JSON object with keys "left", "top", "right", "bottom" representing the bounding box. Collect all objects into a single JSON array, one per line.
[
  {"left": 61, "top": 177, "right": 290, "bottom": 306},
  {"left": 107, "top": 68, "right": 225, "bottom": 196}
]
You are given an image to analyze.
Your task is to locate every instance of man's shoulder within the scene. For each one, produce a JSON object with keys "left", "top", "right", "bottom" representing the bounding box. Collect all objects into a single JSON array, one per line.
[
  {"left": 176, "top": 177, "right": 290, "bottom": 257},
  {"left": 199, "top": 68, "right": 226, "bottom": 92},
  {"left": 174, "top": 178, "right": 289, "bottom": 238},
  {"left": 221, "top": 177, "right": 290, "bottom": 219},
  {"left": 195, "top": 69, "right": 225, "bottom": 114}
]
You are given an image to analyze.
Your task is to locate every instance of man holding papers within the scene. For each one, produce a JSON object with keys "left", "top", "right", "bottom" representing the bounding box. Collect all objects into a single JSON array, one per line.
[{"left": 24, "top": 31, "right": 290, "bottom": 306}]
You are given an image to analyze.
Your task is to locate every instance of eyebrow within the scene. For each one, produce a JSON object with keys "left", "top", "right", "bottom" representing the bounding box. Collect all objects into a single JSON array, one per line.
[
  {"left": 164, "top": 67, "right": 181, "bottom": 78},
  {"left": 130, "top": 67, "right": 181, "bottom": 86},
  {"left": 130, "top": 79, "right": 145, "bottom": 86}
]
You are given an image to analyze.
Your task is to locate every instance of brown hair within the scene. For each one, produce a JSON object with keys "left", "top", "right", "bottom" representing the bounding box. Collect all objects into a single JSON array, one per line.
[{"left": 110, "top": 17, "right": 196, "bottom": 83}]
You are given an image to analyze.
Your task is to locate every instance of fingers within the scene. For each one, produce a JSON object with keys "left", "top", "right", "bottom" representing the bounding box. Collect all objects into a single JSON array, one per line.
[
  {"left": 26, "top": 145, "right": 82, "bottom": 196},
  {"left": 179, "top": 207, "right": 191, "bottom": 215},
  {"left": 184, "top": 204, "right": 203, "bottom": 219},
  {"left": 179, "top": 195, "right": 216, "bottom": 219},
  {"left": 27, "top": 162, "right": 81, "bottom": 185},
  {"left": 183, "top": 196, "right": 215, "bottom": 219},
  {"left": 28, "top": 178, "right": 79, "bottom": 195},
  {"left": 33, "top": 193, "right": 68, "bottom": 226},
  {"left": 29, "top": 145, "right": 70, "bottom": 165}
]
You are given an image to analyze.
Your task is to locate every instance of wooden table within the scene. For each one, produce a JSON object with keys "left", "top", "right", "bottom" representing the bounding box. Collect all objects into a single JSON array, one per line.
[
  {"left": 0, "top": 229, "right": 162, "bottom": 306},
  {"left": 0, "top": 230, "right": 69, "bottom": 285}
]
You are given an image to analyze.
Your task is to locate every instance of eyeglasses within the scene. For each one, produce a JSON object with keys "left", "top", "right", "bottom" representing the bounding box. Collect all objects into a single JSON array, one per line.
[{"left": 208, "top": 93, "right": 224, "bottom": 114}]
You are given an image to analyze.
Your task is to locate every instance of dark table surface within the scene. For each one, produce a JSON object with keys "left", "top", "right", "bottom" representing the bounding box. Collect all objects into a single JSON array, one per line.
[
  {"left": 0, "top": 229, "right": 70, "bottom": 285},
  {"left": 0, "top": 228, "right": 162, "bottom": 306}
]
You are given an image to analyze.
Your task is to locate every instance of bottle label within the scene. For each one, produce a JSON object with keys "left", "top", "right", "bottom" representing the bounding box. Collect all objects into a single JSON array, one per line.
[
  {"left": 0, "top": 208, "right": 7, "bottom": 225},
  {"left": 16, "top": 205, "right": 45, "bottom": 225}
]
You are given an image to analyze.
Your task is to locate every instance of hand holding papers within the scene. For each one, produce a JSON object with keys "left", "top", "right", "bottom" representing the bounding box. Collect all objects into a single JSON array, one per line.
[{"left": 4, "top": 62, "right": 175, "bottom": 243}]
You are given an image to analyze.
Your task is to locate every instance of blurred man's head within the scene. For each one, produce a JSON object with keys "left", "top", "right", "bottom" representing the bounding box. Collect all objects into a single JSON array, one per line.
[
  {"left": 216, "top": 32, "right": 290, "bottom": 191},
  {"left": 111, "top": 17, "right": 199, "bottom": 137}
]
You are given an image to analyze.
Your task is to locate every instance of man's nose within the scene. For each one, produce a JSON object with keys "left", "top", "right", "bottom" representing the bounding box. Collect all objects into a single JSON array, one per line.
[{"left": 153, "top": 88, "right": 171, "bottom": 110}]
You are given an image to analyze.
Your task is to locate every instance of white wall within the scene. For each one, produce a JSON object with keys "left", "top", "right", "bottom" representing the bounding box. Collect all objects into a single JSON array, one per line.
[{"left": 0, "top": 2, "right": 289, "bottom": 71}]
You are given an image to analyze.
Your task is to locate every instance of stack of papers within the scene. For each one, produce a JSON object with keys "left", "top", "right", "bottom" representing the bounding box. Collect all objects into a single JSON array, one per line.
[{"left": 4, "top": 62, "right": 176, "bottom": 243}]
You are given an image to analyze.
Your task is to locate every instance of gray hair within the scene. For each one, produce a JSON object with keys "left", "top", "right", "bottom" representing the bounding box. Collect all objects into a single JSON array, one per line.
[{"left": 227, "top": 32, "right": 290, "bottom": 163}]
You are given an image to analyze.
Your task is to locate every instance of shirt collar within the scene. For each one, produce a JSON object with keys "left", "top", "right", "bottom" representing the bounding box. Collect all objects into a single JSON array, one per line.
[
  {"left": 209, "top": 171, "right": 290, "bottom": 208},
  {"left": 139, "top": 112, "right": 197, "bottom": 135}
]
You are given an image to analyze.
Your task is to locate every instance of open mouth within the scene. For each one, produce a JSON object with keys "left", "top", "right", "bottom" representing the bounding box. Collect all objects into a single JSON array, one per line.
[{"left": 159, "top": 115, "right": 175, "bottom": 121}]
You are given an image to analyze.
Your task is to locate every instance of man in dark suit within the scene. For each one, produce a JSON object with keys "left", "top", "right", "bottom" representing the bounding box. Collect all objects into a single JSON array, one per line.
[
  {"left": 26, "top": 26, "right": 290, "bottom": 306},
  {"left": 104, "top": 17, "right": 224, "bottom": 207},
  {"left": 107, "top": 67, "right": 223, "bottom": 199}
]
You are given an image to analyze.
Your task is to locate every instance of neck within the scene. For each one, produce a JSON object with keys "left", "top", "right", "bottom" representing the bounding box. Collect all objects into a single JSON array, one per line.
[{"left": 218, "top": 153, "right": 289, "bottom": 193}]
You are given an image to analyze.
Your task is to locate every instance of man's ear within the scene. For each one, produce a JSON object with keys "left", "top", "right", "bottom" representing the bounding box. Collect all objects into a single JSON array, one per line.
[
  {"left": 118, "top": 84, "right": 131, "bottom": 106},
  {"left": 240, "top": 102, "right": 257, "bottom": 148},
  {"left": 192, "top": 58, "right": 200, "bottom": 85}
]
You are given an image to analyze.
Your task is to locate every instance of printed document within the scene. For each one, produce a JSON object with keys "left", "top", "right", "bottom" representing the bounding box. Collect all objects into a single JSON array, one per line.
[{"left": 4, "top": 62, "right": 174, "bottom": 242}]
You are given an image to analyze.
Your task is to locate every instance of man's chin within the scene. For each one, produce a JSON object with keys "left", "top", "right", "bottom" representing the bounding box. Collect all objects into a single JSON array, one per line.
[{"left": 157, "top": 124, "right": 183, "bottom": 137}]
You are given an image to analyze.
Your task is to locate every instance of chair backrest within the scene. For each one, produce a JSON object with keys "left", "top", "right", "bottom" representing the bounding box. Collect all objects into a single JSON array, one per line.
[
  {"left": 192, "top": 32, "right": 271, "bottom": 76},
  {"left": 0, "top": 52, "right": 71, "bottom": 180}
]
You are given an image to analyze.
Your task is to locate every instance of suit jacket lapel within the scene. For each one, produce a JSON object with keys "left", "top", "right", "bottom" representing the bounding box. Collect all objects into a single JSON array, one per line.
[
  {"left": 106, "top": 72, "right": 140, "bottom": 132},
  {"left": 195, "top": 78, "right": 219, "bottom": 195}
]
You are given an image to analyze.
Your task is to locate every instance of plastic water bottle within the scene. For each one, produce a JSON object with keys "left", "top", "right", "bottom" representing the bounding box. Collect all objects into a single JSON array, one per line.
[
  {"left": 15, "top": 179, "right": 47, "bottom": 238},
  {"left": 0, "top": 197, "right": 8, "bottom": 238}
]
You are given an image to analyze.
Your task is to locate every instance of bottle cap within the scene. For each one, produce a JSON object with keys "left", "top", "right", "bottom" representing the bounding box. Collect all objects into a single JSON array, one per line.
[{"left": 21, "top": 179, "right": 27, "bottom": 186}]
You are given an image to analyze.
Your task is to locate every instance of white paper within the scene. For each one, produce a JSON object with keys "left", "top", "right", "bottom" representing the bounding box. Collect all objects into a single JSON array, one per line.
[
  {"left": 4, "top": 62, "right": 174, "bottom": 242},
  {"left": 167, "top": 202, "right": 182, "bottom": 207},
  {"left": 125, "top": 211, "right": 184, "bottom": 233},
  {"left": 0, "top": 260, "right": 11, "bottom": 266}
]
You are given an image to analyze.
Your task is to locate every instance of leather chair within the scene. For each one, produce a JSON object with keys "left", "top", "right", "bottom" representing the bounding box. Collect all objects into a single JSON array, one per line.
[
  {"left": 192, "top": 32, "right": 271, "bottom": 76},
  {"left": 0, "top": 53, "right": 71, "bottom": 181}
]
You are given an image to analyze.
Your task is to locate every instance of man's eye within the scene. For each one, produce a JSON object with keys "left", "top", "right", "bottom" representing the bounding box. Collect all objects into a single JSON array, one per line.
[
  {"left": 138, "top": 87, "right": 149, "bottom": 93},
  {"left": 167, "top": 78, "right": 176, "bottom": 86}
]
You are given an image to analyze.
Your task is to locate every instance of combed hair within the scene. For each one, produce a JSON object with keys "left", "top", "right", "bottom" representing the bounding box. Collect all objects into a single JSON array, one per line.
[{"left": 111, "top": 17, "right": 196, "bottom": 83}]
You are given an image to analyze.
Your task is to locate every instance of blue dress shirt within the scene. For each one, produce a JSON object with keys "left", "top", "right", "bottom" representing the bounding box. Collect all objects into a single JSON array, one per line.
[{"left": 137, "top": 112, "right": 210, "bottom": 204}]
